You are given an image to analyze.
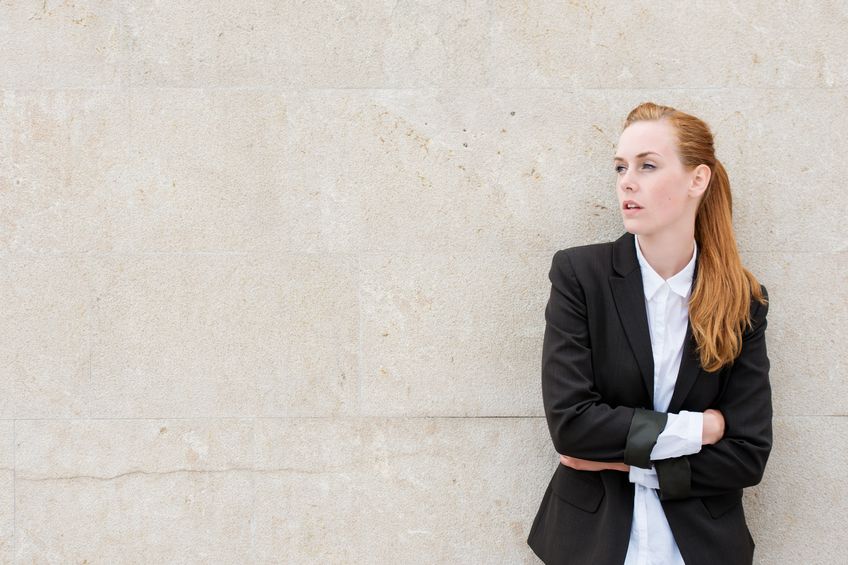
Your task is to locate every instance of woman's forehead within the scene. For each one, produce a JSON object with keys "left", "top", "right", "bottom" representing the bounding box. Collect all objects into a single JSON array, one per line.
[{"left": 616, "top": 122, "right": 676, "bottom": 159}]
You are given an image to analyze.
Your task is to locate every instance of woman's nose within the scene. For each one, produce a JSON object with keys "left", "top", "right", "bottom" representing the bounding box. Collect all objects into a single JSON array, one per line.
[
  {"left": 621, "top": 172, "right": 639, "bottom": 191},
  {"left": 618, "top": 171, "right": 635, "bottom": 190}
]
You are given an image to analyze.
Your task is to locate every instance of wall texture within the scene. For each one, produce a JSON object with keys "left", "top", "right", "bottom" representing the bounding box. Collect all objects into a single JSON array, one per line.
[{"left": 0, "top": 1, "right": 845, "bottom": 563}]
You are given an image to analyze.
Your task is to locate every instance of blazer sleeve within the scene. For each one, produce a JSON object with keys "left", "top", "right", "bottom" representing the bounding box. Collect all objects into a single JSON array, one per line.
[
  {"left": 655, "top": 285, "right": 773, "bottom": 500},
  {"left": 542, "top": 249, "right": 670, "bottom": 468}
]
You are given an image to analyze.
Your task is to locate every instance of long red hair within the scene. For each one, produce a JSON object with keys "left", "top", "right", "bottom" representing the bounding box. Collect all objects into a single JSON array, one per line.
[{"left": 621, "top": 102, "right": 768, "bottom": 372}]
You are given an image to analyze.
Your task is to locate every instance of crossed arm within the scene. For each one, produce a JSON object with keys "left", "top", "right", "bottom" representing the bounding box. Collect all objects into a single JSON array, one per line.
[
  {"left": 543, "top": 249, "right": 772, "bottom": 500},
  {"left": 560, "top": 407, "right": 726, "bottom": 474}
]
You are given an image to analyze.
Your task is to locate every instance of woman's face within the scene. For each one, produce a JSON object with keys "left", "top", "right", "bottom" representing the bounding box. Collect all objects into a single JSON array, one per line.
[{"left": 613, "top": 120, "right": 703, "bottom": 237}]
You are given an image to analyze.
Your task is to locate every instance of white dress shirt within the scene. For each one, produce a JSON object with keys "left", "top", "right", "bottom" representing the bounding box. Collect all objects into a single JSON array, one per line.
[{"left": 623, "top": 234, "right": 704, "bottom": 565}]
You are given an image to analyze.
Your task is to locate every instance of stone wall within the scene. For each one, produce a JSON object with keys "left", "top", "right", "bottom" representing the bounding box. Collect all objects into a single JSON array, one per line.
[{"left": 0, "top": 1, "right": 843, "bottom": 563}]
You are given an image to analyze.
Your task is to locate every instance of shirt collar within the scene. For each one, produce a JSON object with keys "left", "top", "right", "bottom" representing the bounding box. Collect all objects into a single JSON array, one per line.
[{"left": 634, "top": 233, "right": 698, "bottom": 301}]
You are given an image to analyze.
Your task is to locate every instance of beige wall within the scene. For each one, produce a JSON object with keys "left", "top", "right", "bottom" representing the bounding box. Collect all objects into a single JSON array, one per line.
[{"left": 0, "top": 1, "right": 844, "bottom": 563}]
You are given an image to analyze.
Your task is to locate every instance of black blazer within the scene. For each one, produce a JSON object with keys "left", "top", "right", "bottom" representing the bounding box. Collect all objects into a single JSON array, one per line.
[{"left": 527, "top": 231, "right": 772, "bottom": 565}]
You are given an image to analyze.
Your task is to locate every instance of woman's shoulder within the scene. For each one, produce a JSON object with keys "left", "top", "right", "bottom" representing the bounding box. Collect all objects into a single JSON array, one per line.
[
  {"left": 746, "top": 282, "right": 770, "bottom": 333},
  {"left": 551, "top": 239, "right": 615, "bottom": 274}
]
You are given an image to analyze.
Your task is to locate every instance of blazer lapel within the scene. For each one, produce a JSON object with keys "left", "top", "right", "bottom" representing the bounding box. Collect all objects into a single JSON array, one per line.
[
  {"left": 609, "top": 231, "right": 656, "bottom": 408},
  {"left": 667, "top": 319, "right": 701, "bottom": 413},
  {"left": 668, "top": 249, "right": 702, "bottom": 413},
  {"left": 608, "top": 231, "right": 703, "bottom": 414}
]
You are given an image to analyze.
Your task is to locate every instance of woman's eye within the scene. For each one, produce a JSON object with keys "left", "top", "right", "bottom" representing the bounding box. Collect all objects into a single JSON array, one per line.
[{"left": 614, "top": 163, "right": 654, "bottom": 173}]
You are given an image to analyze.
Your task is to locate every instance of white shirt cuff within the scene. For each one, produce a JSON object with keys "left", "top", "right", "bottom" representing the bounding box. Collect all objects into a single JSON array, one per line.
[
  {"left": 629, "top": 464, "right": 659, "bottom": 489},
  {"left": 650, "top": 410, "right": 703, "bottom": 460}
]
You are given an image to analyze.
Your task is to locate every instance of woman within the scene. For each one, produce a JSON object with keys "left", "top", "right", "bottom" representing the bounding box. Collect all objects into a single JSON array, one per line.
[{"left": 526, "top": 102, "right": 772, "bottom": 565}]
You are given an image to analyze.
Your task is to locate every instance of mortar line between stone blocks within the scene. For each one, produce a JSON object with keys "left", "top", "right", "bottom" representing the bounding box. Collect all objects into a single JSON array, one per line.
[
  {"left": 4, "top": 85, "right": 847, "bottom": 94},
  {"left": 4, "top": 85, "right": 845, "bottom": 91},
  {"left": 0, "top": 414, "right": 842, "bottom": 422},
  {"left": 1, "top": 415, "right": 544, "bottom": 422}
]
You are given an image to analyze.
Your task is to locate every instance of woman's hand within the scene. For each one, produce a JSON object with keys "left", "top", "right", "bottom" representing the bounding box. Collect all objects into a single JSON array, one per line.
[
  {"left": 559, "top": 454, "right": 630, "bottom": 472},
  {"left": 702, "top": 408, "right": 726, "bottom": 445}
]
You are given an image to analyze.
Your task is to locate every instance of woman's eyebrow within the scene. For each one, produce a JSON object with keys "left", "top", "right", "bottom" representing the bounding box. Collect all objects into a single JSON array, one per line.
[{"left": 613, "top": 151, "right": 662, "bottom": 162}]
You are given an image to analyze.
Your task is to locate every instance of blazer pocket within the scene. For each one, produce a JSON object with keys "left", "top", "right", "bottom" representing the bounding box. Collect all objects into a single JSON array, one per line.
[
  {"left": 700, "top": 490, "right": 743, "bottom": 518},
  {"left": 550, "top": 464, "right": 605, "bottom": 513}
]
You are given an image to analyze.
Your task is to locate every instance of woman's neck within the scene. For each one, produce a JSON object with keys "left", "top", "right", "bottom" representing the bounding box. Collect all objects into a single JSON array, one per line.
[{"left": 635, "top": 232, "right": 696, "bottom": 280}]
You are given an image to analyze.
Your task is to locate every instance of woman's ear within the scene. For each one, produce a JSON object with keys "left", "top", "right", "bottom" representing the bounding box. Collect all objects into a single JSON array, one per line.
[{"left": 689, "top": 163, "right": 711, "bottom": 199}]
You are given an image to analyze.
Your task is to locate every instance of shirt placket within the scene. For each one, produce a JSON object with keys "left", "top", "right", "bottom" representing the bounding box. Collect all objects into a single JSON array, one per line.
[
  {"left": 653, "top": 285, "right": 668, "bottom": 407},
  {"left": 636, "top": 486, "right": 649, "bottom": 565}
]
